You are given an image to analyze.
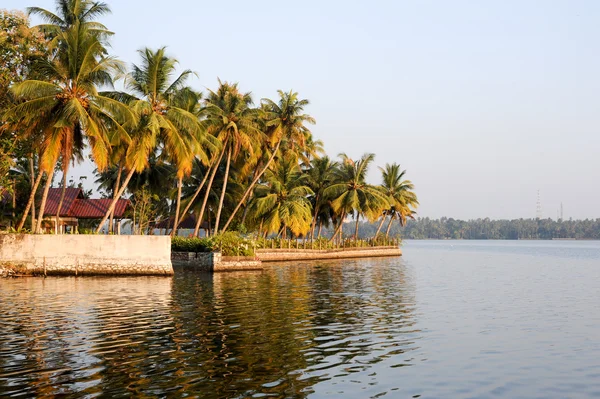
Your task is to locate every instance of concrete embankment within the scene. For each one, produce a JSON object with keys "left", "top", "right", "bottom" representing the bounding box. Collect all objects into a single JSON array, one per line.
[
  {"left": 171, "top": 246, "right": 401, "bottom": 272},
  {"left": 0, "top": 234, "right": 173, "bottom": 276},
  {"left": 172, "top": 252, "right": 262, "bottom": 272},
  {"left": 256, "top": 246, "right": 402, "bottom": 262}
]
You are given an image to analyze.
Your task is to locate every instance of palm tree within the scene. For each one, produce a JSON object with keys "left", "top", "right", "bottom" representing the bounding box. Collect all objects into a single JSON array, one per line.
[
  {"left": 323, "top": 153, "right": 389, "bottom": 241},
  {"left": 28, "top": 0, "right": 112, "bottom": 42},
  {"left": 220, "top": 90, "right": 315, "bottom": 233},
  {"left": 199, "top": 80, "right": 260, "bottom": 235},
  {"left": 305, "top": 156, "right": 338, "bottom": 241},
  {"left": 95, "top": 47, "right": 208, "bottom": 233},
  {"left": 249, "top": 156, "right": 313, "bottom": 238},
  {"left": 7, "top": 21, "right": 133, "bottom": 233},
  {"left": 168, "top": 87, "right": 214, "bottom": 236},
  {"left": 376, "top": 163, "right": 418, "bottom": 238}
]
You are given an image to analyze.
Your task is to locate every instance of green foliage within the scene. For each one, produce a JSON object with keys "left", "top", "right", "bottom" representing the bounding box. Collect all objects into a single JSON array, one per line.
[
  {"left": 171, "top": 236, "right": 213, "bottom": 253},
  {"left": 172, "top": 232, "right": 255, "bottom": 256},
  {"left": 254, "top": 236, "right": 400, "bottom": 250}
]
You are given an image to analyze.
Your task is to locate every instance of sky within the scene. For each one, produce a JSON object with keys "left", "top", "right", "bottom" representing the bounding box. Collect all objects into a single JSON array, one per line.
[{"left": 4, "top": 0, "right": 600, "bottom": 220}]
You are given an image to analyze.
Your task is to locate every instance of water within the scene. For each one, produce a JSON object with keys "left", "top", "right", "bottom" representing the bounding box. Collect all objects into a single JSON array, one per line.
[{"left": 1, "top": 240, "right": 600, "bottom": 398}]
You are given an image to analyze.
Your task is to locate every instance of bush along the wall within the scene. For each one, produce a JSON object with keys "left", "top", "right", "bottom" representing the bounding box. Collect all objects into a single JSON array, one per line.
[{"left": 171, "top": 233, "right": 255, "bottom": 256}]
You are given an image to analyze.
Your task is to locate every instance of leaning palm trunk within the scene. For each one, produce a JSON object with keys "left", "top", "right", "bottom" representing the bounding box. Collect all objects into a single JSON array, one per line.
[
  {"left": 194, "top": 147, "right": 227, "bottom": 237},
  {"left": 108, "top": 164, "right": 122, "bottom": 234},
  {"left": 213, "top": 147, "right": 232, "bottom": 234},
  {"left": 95, "top": 168, "right": 136, "bottom": 234},
  {"left": 329, "top": 214, "right": 345, "bottom": 243},
  {"left": 29, "top": 157, "right": 36, "bottom": 227},
  {"left": 17, "top": 170, "right": 43, "bottom": 231},
  {"left": 374, "top": 215, "right": 386, "bottom": 238},
  {"left": 221, "top": 140, "right": 282, "bottom": 233},
  {"left": 36, "top": 167, "right": 56, "bottom": 234},
  {"left": 170, "top": 176, "right": 183, "bottom": 237},
  {"left": 309, "top": 201, "right": 320, "bottom": 242},
  {"left": 354, "top": 215, "right": 360, "bottom": 241},
  {"left": 55, "top": 163, "right": 70, "bottom": 234},
  {"left": 174, "top": 165, "right": 211, "bottom": 231},
  {"left": 385, "top": 215, "right": 395, "bottom": 238}
]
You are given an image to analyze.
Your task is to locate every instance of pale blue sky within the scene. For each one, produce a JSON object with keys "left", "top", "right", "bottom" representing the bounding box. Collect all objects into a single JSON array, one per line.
[{"left": 5, "top": 0, "right": 600, "bottom": 219}]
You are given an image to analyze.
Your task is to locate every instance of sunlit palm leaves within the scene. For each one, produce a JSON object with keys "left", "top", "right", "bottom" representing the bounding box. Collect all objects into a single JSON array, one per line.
[{"left": 250, "top": 156, "right": 314, "bottom": 237}]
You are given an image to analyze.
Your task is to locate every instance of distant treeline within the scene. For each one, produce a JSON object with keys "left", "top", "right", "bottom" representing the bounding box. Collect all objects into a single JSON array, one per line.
[{"left": 351, "top": 217, "right": 600, "bottom": 240}]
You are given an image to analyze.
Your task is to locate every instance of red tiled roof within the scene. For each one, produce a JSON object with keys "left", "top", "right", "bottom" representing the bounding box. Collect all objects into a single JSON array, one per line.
[
  {"left": 69, "top": 199, "right": 129, "bottom": 219},
  {"left": 44, "top": 188, "right": 83, "bottom": 217},
  {"left": 43, "top": 188, "right": 129, "bottom": 219}
]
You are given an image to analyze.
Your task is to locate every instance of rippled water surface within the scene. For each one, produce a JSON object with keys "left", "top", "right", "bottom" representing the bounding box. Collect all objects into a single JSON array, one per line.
[{"left": 1, "top": 240, "right": 600, "bottom": 398}]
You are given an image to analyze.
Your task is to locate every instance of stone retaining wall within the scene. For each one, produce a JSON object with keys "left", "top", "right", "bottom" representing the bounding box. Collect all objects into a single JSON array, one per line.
[
  {"left": 0, "top": 234, "right": 173, "bottom": 276},
  {"left": 256, "top": 246, "right": 402, "bottom": 262},
  {"left": 172, "top": 252, "right": 263, "bottom": 272}
]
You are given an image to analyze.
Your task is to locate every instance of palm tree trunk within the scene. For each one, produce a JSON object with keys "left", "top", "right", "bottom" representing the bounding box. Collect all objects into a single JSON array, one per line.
[
  {"left": 174, "top": 165, "right": 210, "bottom": 231},
  {"left": 170, "top": 175, "right": 183, "bottom": 237},
  {"left": 317, "top": 220, "right": 323, "bottom": 239},
  {"left": 385, "top": 215, "right": 394, "bottom": 238},
  {"left": 55, "top": 162, "right": 70, "bottom": 234},
  {"left": 214, "top": 147, "right": 232, "bottom": 234},
  {"left": 309, "top": 200, "right": 320, "bottom": 242},
  {"left": 108, "top": 164, "right": 122, "bottom": 234},
  {"left": 36, "top": 167, "right": 56, "bottom": 234},
  {"left": 240, "top": 199, "right": 251, "bottom": 227},
  {"left": 220, "top": 140, "right": 282, "bottom": 232},
  {"left": 329, "top": 214, "right": 345, "bottom": 243},
  {"left": 374, "top": 215, "right": 386, "bottom": 238},
  {"left": 17, "top": 170, "right": 43, "bottom": 231},
  {"left": 354, "top": 214, "right": 360, "bottom": 241},
  {"left": 95, "top": 168, "right": 136, "bottom": 234},
  {"left": 194, "top": 147, "right": 227, "bottom": 237},
  {"left": 30, "top": 157, "right": 36, "bottom": 228}
]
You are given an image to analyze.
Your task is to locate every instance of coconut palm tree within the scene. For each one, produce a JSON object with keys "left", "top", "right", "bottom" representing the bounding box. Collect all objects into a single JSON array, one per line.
[
  {"left": 95, "top": 47, "right": 208, "bottom": 233},
  {"left": 199, "top": 80, "right": 260, "bottom": 235},
  {"left": 323, "top": 153, "right": 389, "bottom": 241},
  {"left": 375, "top": 163, "right": 419, "bottom": 238},
  {"left": 249, "top": 155, "right": 313, "bottom": 238},
  {"left": 220, "top": 90, "right": 315, "bottom": 233},
  {"left": 7, "top": 21, "right": 133, "bottom": 233},
  {"left": 27, "top": 0, "right": 112, "bottom": 42},
  {"left": 305, "top": 156, "right": 338, "bottom": 241}
]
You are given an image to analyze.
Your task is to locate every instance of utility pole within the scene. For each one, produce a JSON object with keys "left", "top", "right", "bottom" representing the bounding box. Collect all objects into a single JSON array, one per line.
[
  {"left": 536, "top": 190, "right": 543, "bottom": 220},
  {"left": 560, "top": 202, "right": 565, "bottom": 221}
]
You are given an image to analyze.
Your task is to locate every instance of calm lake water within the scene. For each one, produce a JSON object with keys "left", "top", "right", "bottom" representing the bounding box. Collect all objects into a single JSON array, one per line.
[{"left": 1, "top": 240, "right": 600, "bottom": 398}]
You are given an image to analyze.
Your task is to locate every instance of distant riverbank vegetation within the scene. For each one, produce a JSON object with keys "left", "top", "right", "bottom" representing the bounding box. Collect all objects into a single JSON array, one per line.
[
  {"left": 0, "top": 2, "right": 418, "bottom": 241},
  {"left": 350, "top": 217, "right": 600, "bottom": 240}
]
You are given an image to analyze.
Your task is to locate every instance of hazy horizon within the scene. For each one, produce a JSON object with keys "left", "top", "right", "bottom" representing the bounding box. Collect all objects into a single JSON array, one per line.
[{"left": 4, "top": 0, "right": 599, "bottom": 220}]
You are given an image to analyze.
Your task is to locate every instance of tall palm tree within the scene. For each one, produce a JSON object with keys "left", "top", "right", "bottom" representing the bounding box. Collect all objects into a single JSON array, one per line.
[
  {"left": 199, "top": 80, "right": 260, "bottom": 235},
  {"left": 249, "top": 155, "right": 313, "bottom": 238},
  {"left": 220, "top": 90, "right": 315, "bottom": 233},
  {"left": 7, "top": 21, "right": 133, "bottom": 233},
  {"left": 323, "top": 153, "right": 389, "bottom": 241},
  {"left": 305, "top": 156, "right": 338, "bottom": 241},
  {"left": 95, "top": 47, "right": 208, "bottom": 233},
  {"left": 28, "top": 0, "right": 112, "bottom": 42},
  {"left": 375, "top": 163, "right": 419, "bottom": 238},
  {"left": 168, "top": 87, "right": 214, "bottom": 236}
]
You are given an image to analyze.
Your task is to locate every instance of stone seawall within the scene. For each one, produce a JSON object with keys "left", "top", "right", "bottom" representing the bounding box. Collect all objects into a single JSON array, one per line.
[
  {"left": 0, "top": 234, "right": 173, "bottom": 276},
  {"left": 172, "top": 252, "right": 263, "bottom": 272},
  {"left": 256, "top": 246, "right": 402, "bottom": 262}
]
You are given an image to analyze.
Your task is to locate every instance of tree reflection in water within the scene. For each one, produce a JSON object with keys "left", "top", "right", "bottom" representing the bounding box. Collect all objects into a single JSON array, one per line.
[{"left": 0, "top": 258, "right": 417, "bottom": 398}]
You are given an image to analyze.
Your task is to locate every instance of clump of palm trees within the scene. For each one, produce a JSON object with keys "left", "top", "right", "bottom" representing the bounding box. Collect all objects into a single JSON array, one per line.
[{"left": 1, "top": 0, "right": 418, "bottom": 240}]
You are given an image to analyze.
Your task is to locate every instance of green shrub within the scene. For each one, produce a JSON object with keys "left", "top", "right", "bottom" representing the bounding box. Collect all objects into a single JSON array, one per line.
[
  {"left": 210, "top": 232, "right": 255, "bottom": 256},
  {"left": 171, "top": 236, "right": 213, "bottom": 253},
  {"left": 171, "top": 233, "right": 255, "bottom": 256}
]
